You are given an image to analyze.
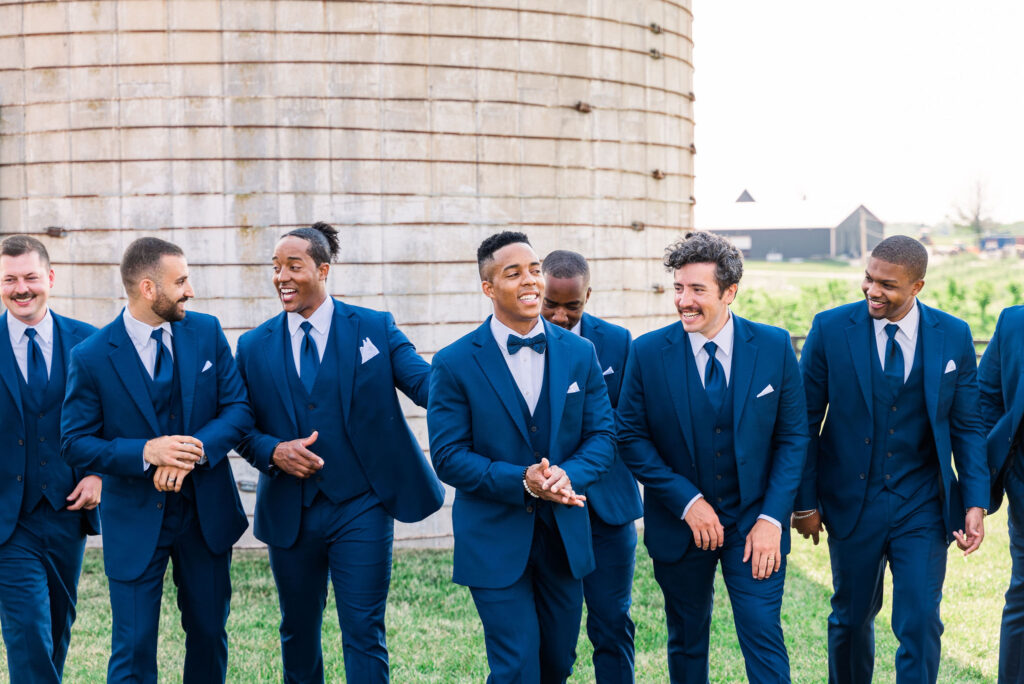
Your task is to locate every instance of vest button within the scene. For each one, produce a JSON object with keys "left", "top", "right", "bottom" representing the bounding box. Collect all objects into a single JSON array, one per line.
[
  {"left": 40, "top": 460, "right": 46, "bottom": 466},
  {"left": 715, "top": 428, "right": 722, "bottom": 434},
  {"left": 889, "top": 429, "right": 895, "bottom": 435},
  {"left": 859, "top": 473, "right": 866, "bottom": 479},
  {"left": 864, "top": 438, "right": 870, "bottom": 444},
  {"left": 887, "top": 452, "right": 892, "bottom": 458},
  {"left": 17, "top": 439, "right": 24, "bottom": 446},
  {"left": 534, "top": 452, "right": 541, "bottom": 460},
  {"left": 716, "top": 474, "right": 722, "bottom": 480},
  {"left": 308, "top": 404, "right": 315, "bottom": 410},
  {"left": 526, "top": 505, "right": 534, "bottom": 513},
  {"left": 41, "top": 483, "right": 47, "bottom": 490},
  {"left": 16, "top": 475, "right": 22, "bottom": 482},
  {"left": 885, "top": 474, "right": 892, "bottom": 480},
  {"left": 38, "top": 413, "right": 45, "bottom": 419},
  {"left": 530, "top": 426, "right": 538, "bottom": 433},
  {"left": 157, "top": 502, "right": 163, "bottom": 510},
  {"left": 716, "top": 497, "right": 723, "bottom": 503},
  {"left": 891, "top": 406, "right": 897, "bottom": 412},
  {"left": 39, "top": 437, "right": 45, "bottom": 442},
  {"left": 715, "top": 452, "right": 721, "bottom": 458},
  {"left": 170, "top": 413, "right": 176, "bottom": 420}
]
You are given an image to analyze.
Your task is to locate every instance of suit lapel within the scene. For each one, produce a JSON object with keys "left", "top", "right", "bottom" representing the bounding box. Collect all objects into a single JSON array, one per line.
[
  {"left": 108, "top": 315, "right": 162, "bottom": 435},
  {"left": 662, "top": 324, "right": 696, "bottom": 465},
  {"left": 845, "top": 304, "right": 874, "bottom": 419},
  {"left": 472, "top": 320, "right": 532, "bottom": 447},
  {"left": 0, "top": 314, "right": 24, "bottom": 421},
  {"left": 173, "top": 316, "right": 198, "bottom": 431},
  {"left": 546, "top": 321, "right": 570, "bottom": 446},
  {"left": 54, "top": 313, "right": 85, "bottom": 363},
  {"left": 919, "top": 302, "right": 943, "bottom": 424},
  {"left": 730, "top": 315, "right": 757, "bottom": 427},
  {"left": 261, "top": 313, "right": 298, "bottom": 431},
  {"left": 581, "top": 313, "right": 605, "bottom": 366},
  {"left": 330, "top": 299, "right": 359, "bottom": 422}
]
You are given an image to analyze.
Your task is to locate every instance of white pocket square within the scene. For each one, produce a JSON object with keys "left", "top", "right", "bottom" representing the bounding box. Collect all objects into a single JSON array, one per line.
[
  {"left": 201, "top": 360, "right": 212, "bottom": 373},
  {"left": 359, "top": 338, "right": 380, "bottom": 364},
  {"left": 944, "top": 360, "right": 956, "bottom": 374},
  {"left": 756, "top": 384, "right": 774, "bottom": 398},
  {"left": 602, "top": 366, "right": 615, "bottom": 376},
  {"left": 567, "top": 381, "right": 581, "bottom": 394}
]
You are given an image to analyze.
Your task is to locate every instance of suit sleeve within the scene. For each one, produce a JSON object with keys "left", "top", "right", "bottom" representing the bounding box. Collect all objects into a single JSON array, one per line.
[
  {"left": 759, "top": 337, "right": 810, "bottom": 523},
  {"left": 234, "top": 338, "right": 285, "bottom": 475},
  {"left": 428, "top": 354, "right": 526, "bottom": 506},
  {"left": 60, "top": 347, "right": 150, "bottom": 478},
  {"left": 189, "top": 321, "right": 254, "bottom": 470},
  {"left": 948, "top": 323, "right": 990, "bottom": 511},
  {"left": 978, "top": 310, "right": 1006, "bottom": 434},
  {"left": 387, "top": 313, "right": 431, "bottom": 409},
  {"left": 558, "top": 347, "right": 616, "bottom": 492},
  {"left": 617, "top": 342, "right": 701, "bottom": 517},
  {"left": 796, "top": 315, "right": 828, "bottom": 511}
]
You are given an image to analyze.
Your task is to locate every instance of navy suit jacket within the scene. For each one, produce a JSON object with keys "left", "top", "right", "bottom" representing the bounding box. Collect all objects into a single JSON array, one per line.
[
  {"left": 235, "top": 299, "right": 444, "bottom": 548},
  {"left": 428, "top": 317, "right": 616, "bottom": 588},
  {"left": 979, "top": 305, "right": 1024, "bottom": 514},
  {"left": 617, "top": 315, "right": 809, "bottom": 564},
  {"left": 797, "top": 300, "right": 989, "bottom": 540},
  {"left": 579, "top": 312, "right": 643, "bottom": 526},
  {"left": 60, "top": 311, "right": 252, "bottom": 582},
  {"left": 0, "top": 311, "right": 99, "bottom": 544}
]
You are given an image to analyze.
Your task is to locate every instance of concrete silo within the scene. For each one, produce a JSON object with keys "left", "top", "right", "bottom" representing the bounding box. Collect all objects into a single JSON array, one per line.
[{"left": 0, "top": 0, "right": 695, "bottom": 546}]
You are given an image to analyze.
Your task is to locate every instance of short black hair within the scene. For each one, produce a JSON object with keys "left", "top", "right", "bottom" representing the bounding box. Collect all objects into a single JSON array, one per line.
[
  {"left": 870, "top": 235, "right": 928, "bottom": 281},
  {"left": 0, "top": 235, "right": 50, "bottom": 268},
  {"left": 120, "top": 237, "right": 184, "bottom": 289},
  {"left": 281, "top": 222, "right": 340, "bottom": 266},
  {"left": 477, "top": 231, "right": 531, "bottom": 280},
  {"left": 542, "top": 250, "right": 590, "bottom": 286},
  {"left": 664, "top": 231, "right": 744, "bottom": 293}
]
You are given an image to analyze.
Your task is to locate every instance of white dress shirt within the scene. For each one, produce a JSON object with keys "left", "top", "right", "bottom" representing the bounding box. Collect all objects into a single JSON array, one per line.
[
  {"left": 287, "top": 296, "right": 332, "bottom": 375},
  {"left": 873, "top": 300, "right": 920, "bottom": 382},
  {"left": 7, "top": 308, "right": 54, "bottom": 382},
  {"left": 123, "top": 308, "right": 173, "bottom": 379},
  {"left": 491, "top": 316, "right": 545, "bottom": 415}
]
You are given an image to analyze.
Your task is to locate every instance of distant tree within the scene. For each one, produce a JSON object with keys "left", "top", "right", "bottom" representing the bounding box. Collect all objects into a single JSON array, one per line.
[{"left": 953, "top": 179, "right": 996, "bottom": 236}]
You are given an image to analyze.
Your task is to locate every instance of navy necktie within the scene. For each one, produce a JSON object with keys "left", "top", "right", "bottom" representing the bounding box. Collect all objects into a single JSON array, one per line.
[
  {"left": 703, "top": 341, "right": 727, "bottom": 412},
  {"left": 299, "top": 321, "right": 320, "bottom": 394},
  {"left": 151, "top": 328, "right": 172, "bottom": 387},
  {"left": 24, "top": 328, "right": 48, "bottom": 401},
  {"left": 883, "top": 323, "right": 904, "bottom": 388},
  {"left": 507, "top": 333, "right": 546, "bottom": 355}
]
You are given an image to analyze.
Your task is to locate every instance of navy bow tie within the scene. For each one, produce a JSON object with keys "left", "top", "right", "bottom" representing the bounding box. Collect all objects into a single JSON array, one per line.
[{"left": 507, "top": 333, "right": 546, "bottom": 355}]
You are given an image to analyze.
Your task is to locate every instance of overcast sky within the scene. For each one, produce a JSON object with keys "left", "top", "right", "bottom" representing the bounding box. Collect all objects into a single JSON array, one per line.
[{"left": 693, "top": 2, "right": 1024, "bottom": 225}]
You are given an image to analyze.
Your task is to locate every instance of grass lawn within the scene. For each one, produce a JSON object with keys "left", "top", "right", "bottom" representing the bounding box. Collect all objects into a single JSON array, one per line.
[{"left": 0, "top": 510, "right": 1009, "bottom": 682}]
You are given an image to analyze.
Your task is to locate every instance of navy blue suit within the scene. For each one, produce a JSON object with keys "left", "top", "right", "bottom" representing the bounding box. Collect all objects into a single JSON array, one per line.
[
  {"left": 0, "top": 311, "right": 98, "bottom": 683},
  {"left": 617, "top": 315, "right": 808, "bottom": 684},
  {"left": 61, "top": 311, "right": 252, "bottom": 684},
  {"left": 578, "top": 312, "right": 643, "bottom": 683},
  {"left": 798, "top": 301, "right": 988, "bottom": 684},
  {"left": 428, "top": 317, "right": 616, "bottom": 683},
  {"left": 979, "top": 305, "right": 1024, "bottom": 682},
  {"left": 235, "top": 299, "right": 443, "bottom": 683}
]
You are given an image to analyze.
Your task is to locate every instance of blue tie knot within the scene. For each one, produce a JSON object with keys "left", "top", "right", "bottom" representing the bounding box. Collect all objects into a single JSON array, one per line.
[
  {"left": 885, "top": 323, "right": 899, "bottom": 341},
  {"left": 507, "top": 333, "right": 546, "bottom": 355},
  {"left": 150, "top": 328, "right": 163, "bottom": 344},
  {"left": 704, "top": 340, "right": 718, "bottom": 358},
  {"left": 25, "top": 328, "right": 37, "bottom": 341},
  {"left": 300, "top": 321, "right": 313, "bottom": 335}
]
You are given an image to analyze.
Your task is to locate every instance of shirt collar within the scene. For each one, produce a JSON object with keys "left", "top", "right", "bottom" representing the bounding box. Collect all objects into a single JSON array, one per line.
[
  {"left": 688, "top": 311, "right": 735, "bottom": 359},
  {"left": 287, "top": 296, "right": 333, "bottom": 337},
  {"left": 569, "top": 319, "right": 582, "bottom": 337},
  {"left": 7, "top": 308, "right": 53, "bottom": 346},
  {"left": 873, "top": 299, "right": 920, "bottom": 341},
  {"left": 490, "top": 315, "right": 545, "bottom": 351},
  {"left": 123, "top": 307, "right": 172, "bottom": 348}
]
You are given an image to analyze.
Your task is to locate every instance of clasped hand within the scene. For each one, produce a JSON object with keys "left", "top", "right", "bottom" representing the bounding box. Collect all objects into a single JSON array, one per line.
[
  {"left": 272, "top": 431, "right": 323, "bottom": 478},
  {"left": 145, "top": 435, "right": 204, "bottom": 492},
  {"left": 525, "top": 457, "right": 586, "bottom": 507}
]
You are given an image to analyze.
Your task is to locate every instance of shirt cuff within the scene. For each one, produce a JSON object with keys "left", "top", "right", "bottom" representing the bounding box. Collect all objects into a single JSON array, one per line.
[
  {"left": 143, "top": 459, "right": 150, "bottom": 472},
  {"left": 681, "top": 493, "right": 703, "bottom": 520},
  {"left": 758, "top": 514, "right": 782, "bottom": 530}
]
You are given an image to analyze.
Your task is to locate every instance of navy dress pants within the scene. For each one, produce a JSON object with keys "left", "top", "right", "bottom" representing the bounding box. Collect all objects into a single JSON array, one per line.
[
  {"left": 0, "top": 503, "right": 85, "bottom": 684},
  {"left": 1000, "top": 452, "right": 1024, "bottom": 683},
  {"left": 582, "top": 511, "right": 637, "bottom": 684}
]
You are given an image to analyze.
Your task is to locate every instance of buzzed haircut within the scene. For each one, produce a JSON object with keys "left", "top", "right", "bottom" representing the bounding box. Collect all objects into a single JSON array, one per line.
[
  {"left": 0, "top": 234, "right": 50, "bottom": 268},
  {"left": 120, "top": 237, "right": 184, "bottom": 289},
  {"left": 871, "top": 235, "right": 928, "bottom": 281},
  {"left": 282, "top": 221, "right": 340, "bottom": 266},
  {"left": 477, "top": 231, "right": 531, "bottom": 280},
  {"left": 663, "top": 231, "right": 744, "bottom": 293},
  {"left": 542, "top": 250, "right": 590, "bottom": 286}
]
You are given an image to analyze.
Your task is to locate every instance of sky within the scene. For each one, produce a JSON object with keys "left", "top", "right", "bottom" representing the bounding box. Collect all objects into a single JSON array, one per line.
[{"left": 693, "top": 2, "right": 1024, "bottom": 225}]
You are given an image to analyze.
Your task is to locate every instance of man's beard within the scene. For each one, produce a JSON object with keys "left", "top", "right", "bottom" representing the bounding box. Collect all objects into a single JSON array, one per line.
[{"left": 153, "top": 290, "right": 187, "bottom": 322}]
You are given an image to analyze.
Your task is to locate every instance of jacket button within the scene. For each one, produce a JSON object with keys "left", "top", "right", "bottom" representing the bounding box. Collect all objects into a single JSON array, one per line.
[
  {"left": 885, "top": 474, "right": 892, "bottom": 480},
  {"left": 39, "top": 437, "right": 45, "bottom": 443},
  {"left": 526, "top": 505, "right": 534, "bottom": 513},
  {"left": 886, "top": 452, "right": 892, "bottom": 459},
  {"left": 891, "top": 406, "right": 897, "bottom": 412},
  {"left": 16, "top": 475, "right": 22, "bottom": 482},
  {"left": 534, "top": 452, "right": 541, "bottom": 460},
  {"left": 715, "top": 428, "right": 722, "bottom": 434},
  {"left": 157, "top": 502, "right": 164, "bottom": 510},
  {"left": 715, "top": 452, "right": 721, "bottom": 458},
  {"left": 889, "top": 429, "right": 895, "bottom": 435},
  {"left": 859, "top": 473, "right": 866, "bottom": 480},
  {"left": 170, "top": 413, "right": 176, "bottom": 420},
  {"left": 530, "top": 426, "right": 538, "bottom": 433},
  {"left": 308, "top": 404, "right": 315, "bottom": 410},
  {"left": 38, "top": 413, "right": 45, "bottom": 419},
  {"left": 40, "top": 460, "right": 47, "bottom": 466},
  {"left": 716, "top": 474, "right": 723, "bottom": 480},
  {"left": 864, "top": 438, "right": 870, "bottom": 444},
  {"left": 17, "top": 439, "right": 23, "bottom": 446},
  {"left": 41, "top": 483, "right": 47, "bottom": 490}
]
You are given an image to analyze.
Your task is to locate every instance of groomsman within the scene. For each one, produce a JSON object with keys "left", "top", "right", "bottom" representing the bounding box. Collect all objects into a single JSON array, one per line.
[
  {"left": 979, "top": 306, "right": 1024, "bottom": 682},
  {"left": 428, "top": 231, "right": 615, "bottom": 683},
  {"left": 235, "top": 222, "right": 444, "bottom": 683},
  {"left": 794, "top": 235, "right": 988, "bottom": 683},
  {"left": 617, "top": 231, "right": 808, "bottom": 683},
  {"left": 61, "top": 237, "right": 252, "bottom": 683},
  {"left": 0, "top": 235, "right": 99, "bottom": 683},
  {"left": 541, "top": 249, "right": 642, "bottom": 683}
]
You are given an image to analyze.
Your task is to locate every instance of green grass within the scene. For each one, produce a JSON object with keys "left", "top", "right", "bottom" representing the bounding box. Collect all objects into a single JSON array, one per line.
[{"left": 0, "top": 511, "right": 1010, "bottom": 682}]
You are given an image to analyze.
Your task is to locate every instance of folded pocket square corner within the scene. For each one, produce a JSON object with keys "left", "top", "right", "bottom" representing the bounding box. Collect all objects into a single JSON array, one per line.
[
  {"left": 567, "top": 381, "right": 581, "bottom": 394},
  {"left": 602, "top": 366, "right": 615, "bottom": 376},
  {"left": 944, "top": 360, "right": 957, "bottom": 374},
  {"left": 756, "top": 384, "right": 774, "bottom": 398},
  {"left": 359, "top": 338, "right": 380, "bottom": 364},
  {"left": 201, "top": 360, "right": 213, "bottom": 372}
]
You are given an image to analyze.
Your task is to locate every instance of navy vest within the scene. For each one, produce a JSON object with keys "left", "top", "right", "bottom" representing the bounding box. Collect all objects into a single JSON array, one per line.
[
  {"left": 136, "top": 338, "right": 193, "bottom": 501},
  {"left": 283, "top": 324, "right": 371, "bottom": 507},
  {"left": 686, "top": 348, "right": 741, "bottom": 526},
  {"left": 867, "top": 325, "right": 940, "bottom": 502},
  {"left": 510, "top": 355, "right": 555, "bottom": 528},
  {"left": 18, "top": 326, "right": 70, "bottom": 513}
]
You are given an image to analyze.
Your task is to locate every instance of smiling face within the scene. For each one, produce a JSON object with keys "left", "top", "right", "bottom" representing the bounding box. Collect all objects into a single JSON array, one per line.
[
  {"left": 0, "top": 251, "right": 54, "bottom": 326},
  {"left": 149, "top": 254, "right": 194, "bottom": 323},
  {"left": 541, "top": 274, "right": 590, "bottom": 331},
  {"left": 481, "top": 241, "right": 543, "bottom": 335},
  {"left": 862, "top": 257, "right": 923, "bottom": 321},
  {"left": 673, "top": 262, "right": 736, "bottom": 338},
  {"left": 273, "top": 236, "right": 329, "bottom": 318}
]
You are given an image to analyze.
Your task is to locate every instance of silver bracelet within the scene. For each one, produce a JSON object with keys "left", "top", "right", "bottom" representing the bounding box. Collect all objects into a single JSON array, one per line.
[
  {"left": 792, "top": 510, "right": 817, "bottom": 520},
  {"left": 523, "top": 469, "right": 540, "bottom": 499}
]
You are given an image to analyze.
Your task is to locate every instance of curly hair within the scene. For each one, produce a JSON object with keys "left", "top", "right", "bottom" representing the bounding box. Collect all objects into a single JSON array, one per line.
[{"left": 663, "top": 231, "right": 743, "bottom": 293}]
